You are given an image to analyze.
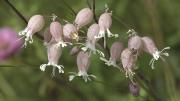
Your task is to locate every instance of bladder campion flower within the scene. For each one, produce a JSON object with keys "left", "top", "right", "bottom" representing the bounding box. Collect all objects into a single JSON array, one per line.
[
  {"left": 141, "top": 36, "right": 170, "bottom": 69},
  {"left": 69, "top": 51, "right": 96, "bottom": 82},
  {"left": 18, "top": 15, "right": 45, "bottom": 47},
  {"left": 40, "top": 29, "right": 64, "bottom": 76},
  {"left": 74, "top": 8, "right": 93, "bottom": 30},
  {"left": 100, "top": 42, "right": 124, "bottom": 68},
  {"left": 95, "top": 10, "right": 118, "bottom": 47},
  {"left": 50, "top": 21, "right": 72, "bottom": 48},
  {"left": 80, "top": 24, "right": 104, "bottom": 57},
  {"left": 121, "top": 48, "right": 136, "bottom": 81},
  {"left": 0, "top": 27, "right": 22, "bottom": 60}
]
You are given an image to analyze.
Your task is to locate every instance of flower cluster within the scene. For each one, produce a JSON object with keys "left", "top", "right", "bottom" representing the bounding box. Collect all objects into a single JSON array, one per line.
[{"left": 18, "top": 6, "right": 170, "bottom": 90}]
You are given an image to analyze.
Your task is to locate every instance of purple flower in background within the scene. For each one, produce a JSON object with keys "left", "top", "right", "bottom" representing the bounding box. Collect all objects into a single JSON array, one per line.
[{"left": 0, "top": 27, "right": 22, "bottom": 60}]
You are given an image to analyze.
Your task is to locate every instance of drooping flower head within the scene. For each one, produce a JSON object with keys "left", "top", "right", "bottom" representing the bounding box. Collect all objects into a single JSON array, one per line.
[
  {"left": 50, "top": 21, "right": 72, "bottom": 48},
  {"left": 63, "top": 23, "right": 79, "bottom": 41},
  {"left": 121, "top": 48, "right": 136, "bottom": 81},
  {"left": 40, "top": 28, "right": 64, "bottom": 76},
  {"left": 74, "top": 8, "right": 93, "bottom": 30},
  {"left": 69, "top": 51, "right": 96, "bottom": 82},
  {"left": 142, "top": 36, "right": 170, "bottom": 69},
  {"left": 100, "top": 42, "right": 124, "bottom": 68},
  {"left": 95, "top": 10, "right": 118, "bottom": 48},
  {"left": 0, "top": 27, "right": 22, "bottom": 60},
  {"left": 80, "top": 24, "right": 104, "bottom": 57},
  {"left": 128, "top": 35, "right": 142, "bottom": 56},
  {"left": 19, "top": 15, "right": 45, "bottom": 47},
  {"left": 129, "top": 82, "right": 140, "bottom": 97}
]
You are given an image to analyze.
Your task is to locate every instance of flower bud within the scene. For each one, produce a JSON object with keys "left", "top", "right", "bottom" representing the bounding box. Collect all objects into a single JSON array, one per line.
[
  {"left": 69, "top": 46, "right": 80, "bottom": 55},
  {"left": 129, "top": 82, "right": 140, "bottom": 97},
  {"left": 69, "top": 51, "right": 96, "bottom": 82},
  {"left": 63, "top": 23, "right": 78, "bottom": 40},
  {"left": 100, "top": 42, "right": 124, "bottom": 68},
  {"left": 142, "top": 36, "right": 170, "bottom": 69},
  {"left": 110, "top": 42, "right": 124, "bottom": 62},
  {"left": 0, "top": 27, "right": 22, "bottom": 60},
  {"left": 74, "top": 8, "right": 93, "bottom": 29},
  {"left": 19, "top": 15, "right": 45, "bottom": 47},
  {"left": 121, "top": 48, "right": 136, "bottom": 79},
  {"left": 43, "top": 28, "right": 52, "bottom": 45},
  {"left": 128, "top": 35, "right": 142, "bottom": 53},
  {"left": 40, "top": 43, "right": 64, "bottom": 76}
]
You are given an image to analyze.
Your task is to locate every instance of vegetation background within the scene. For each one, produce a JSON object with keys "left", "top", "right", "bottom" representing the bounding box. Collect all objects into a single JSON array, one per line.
[{"left": 0, "top": 0, "right": 180, "bottom": 101}]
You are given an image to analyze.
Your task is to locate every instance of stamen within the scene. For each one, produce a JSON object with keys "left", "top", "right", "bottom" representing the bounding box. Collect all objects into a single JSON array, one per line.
[
  {"left": 80, "top": 42, "right": 105, "bottom": 57},
  {"left": 125, "top": 68, "right": 135, "bottom": 83},
  {"left": 100, "top": 57, "right": 122, "bottom": 70},
  {"left": 69, "top": 71, "right": 96, "bottom": 82},
  {"left": 94, "top": 30, "right": 105, "bottom": 39},
  {"left": 18, "top": 28, "right": 33, "bottom": 47},
  {"left": 150, "top": 47, "right": 170, "bottom": 69},
  {"left": 55, "top": 41, "right": 72, "bottom": 48},
  {"left": 106, "top": 28, "right": 118, "bottom": 38},
  {"left": 51, "top": 13, "right": 58, "bottom": 21},
  {"left": 127, "top": 29, "right": 137, "bottom": 37},
  {"left": 96, "top": 49, "right": 105, "bottom": 57},
  {"left": 39, "top": 62, "right": 64, "bottom": 74}
]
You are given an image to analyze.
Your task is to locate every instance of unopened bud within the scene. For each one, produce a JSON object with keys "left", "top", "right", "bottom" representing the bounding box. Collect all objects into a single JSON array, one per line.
[
  {"left": 63, "top": 23, "right": 78, "bottom": 40},
  {"left": 70, "top": 46, "right": 80, "bottom": 55},
  {"left": 74, "top": 8, "right": 93, "bottom": 29},
  {"left": 129, "top": 82, "right": 140, "bottom": 97},
  {"left": 43, "top": 28, "right": 52, "bottom": 45}
]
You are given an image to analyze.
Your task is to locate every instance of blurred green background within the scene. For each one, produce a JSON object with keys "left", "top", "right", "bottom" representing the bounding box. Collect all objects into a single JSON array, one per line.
[{"left": 0, "top": 0, "right": 180, "bottom": 101}]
